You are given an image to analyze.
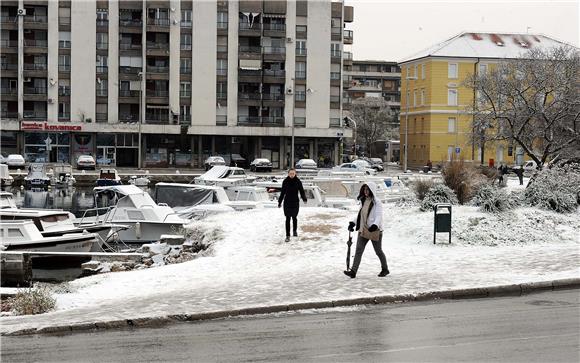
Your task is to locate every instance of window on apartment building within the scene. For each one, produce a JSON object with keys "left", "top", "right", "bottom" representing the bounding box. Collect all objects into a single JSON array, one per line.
[
  {"left": 421, "top": 64, "right": 425, "bottom": 79},
  {"left": 296, "top": 25, "right": 307, "bottom": 36},
  {"left": 96, "top": 79, "right": 108, "bottom": 97},
  {"left": 96, "top": 33, "right": 108, "bottom": 50},
  {"left": 216, "top": 59, "right": 227, "bottom": 76},
  {"left": 95, "top": 104, "right": 107, "bottom": 122},
  {"left": 97, "top": 9, "right": 109, "bottom": 25},
  {"left": 447, "top": 146, "right": 454, "bottom": 161},
  {"left": 180, "top": 105, "right": 191, "bottom": 120},
  {"left": 216, "top": 82, "right": 227, "bottom": 99},
  {"left": 181, "top": 9, "right": 192, "bottom": 27},
  {"left": 217, "top": 12, "right": 228, "bottom": 28},
  {"left": 120, "top": 56, "right": 142, "bottom": 70},
  {"left": 295, "top": 85, "right": 306, "bottom": 102},
  {"left": 448, "top": 63, "right": 458, "bottom": 79},
  {"left": 96, "top": 54, "right": 108, "bottom": 73},
  {"left": 479, "top": 64, "right": 488, "bottom": 75},
  {"left": 413, "top": 90, "right": 417, "bottom": 107},
  {"left": 406, "top": 90, "right": 410, "bottom": 107},
  {"left": 448, "top": 117, "right": 456, "bottom": 133},
  {"left": 448, "top": 89, "right": 458, "bottom": 106},
  {"left": 58, "top": 54, "right": 70, "bottom": 72},
  {"left": 296, "top": 40, "right": 306, "bottom": 56},
  {"left": 58, "top": 32, "right": 71, "bottom": 49},
  {"left": 180, "top": 58, "right": 191, "bottom": 74},
  {"left": 59, "top": 7, "right": 71, "bottom": 24},
  {"left": 180, "top": 82, "right": 191, "bottom": 97},
  {"left": 414, "top": 64, "right": 418, "bottom": 78},
  {"left": 58, "top": 79, "right": 70, "bottom": 96},
  {"left": 180, "top": 34, "right": 192, "bottom": 50},
  {"left": 330, "top": 43, "right": 341, "bottom": 57},
  {"left": 58, "top": 102, "right": 69, "bottom": 119},
  {"left": 296, "top": 62, "right": 306, "bottom": 79},
  {"left": 420, "top": 89, "right": 425, "bottom": 105}
]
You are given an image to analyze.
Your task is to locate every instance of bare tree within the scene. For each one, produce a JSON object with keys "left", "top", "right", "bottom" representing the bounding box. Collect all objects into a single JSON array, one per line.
[
  {"left": 464, "top": 46, "right": 580, "bottom": 169},
  {"left": 348, "top": 98, "right": 396, "bottom": 157}
]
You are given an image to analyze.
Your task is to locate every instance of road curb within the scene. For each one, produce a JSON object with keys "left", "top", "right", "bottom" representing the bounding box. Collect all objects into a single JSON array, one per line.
[{"left": 4, "top": 277, "right": 580, "bottom": 336}]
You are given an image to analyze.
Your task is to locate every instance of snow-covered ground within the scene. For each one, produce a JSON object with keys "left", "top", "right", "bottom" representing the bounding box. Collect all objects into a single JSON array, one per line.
[{"left": 1, "top": 201, "right": 578, "bottom": 334}]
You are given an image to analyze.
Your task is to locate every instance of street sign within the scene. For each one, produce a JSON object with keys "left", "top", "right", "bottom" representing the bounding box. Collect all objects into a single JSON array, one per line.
[
  {"left": 44, "top": 137, "right": 53, "bottom": 151},
  {"left": 455, "top": 147, "right": 461, "bottom": 154}
]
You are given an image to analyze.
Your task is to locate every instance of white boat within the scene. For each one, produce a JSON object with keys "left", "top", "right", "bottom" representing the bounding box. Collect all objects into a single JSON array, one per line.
[
  {"left": 82, "top": 185, "right": 187, "bottom": 243},
  {"left": 194, "top": 166, "right": 255, "bottom": 186},
  {"left": 0, "top": 208, "right": 127, "bottom": 249},
  {"left": 24, "top": 163, "right": 51, "bottom": 189},
  {"left": 96, "top": 168, "right": 122, "bottom": 187},
  {"left": 0, "top": 164, "right": 14, "bottom": 187},
  {"left": 252, "top": 180, "right": 353, "bottom": 209},
  {"left": 51, "top": 164, "right": 76, "bottom": 188},
  {"left": 0, "top": 191, "right": 17, "bottom": 209},
  {"left": 0, "top": 220, "right": 96, "bottom": 253},
  {"left": 128, "top": 175, "right": 150, "bottom": 187}
]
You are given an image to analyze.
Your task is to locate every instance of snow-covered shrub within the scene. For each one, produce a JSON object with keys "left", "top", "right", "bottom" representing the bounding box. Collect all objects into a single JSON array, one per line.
[
  {"left": 412, "top": 178, "right": 435, "bottom": 200},
  {"left": 420, "top": 184, "right": 458, "bottom": 211},
  {"left": 471, "top": 183, "right": 514, "bottom": 213},
  {"left": 9, "top": 285, "right": 55, "bottom": 315},
  {"left": 442, "top": 159, "right": 475, "bottom": 204},
  {"left": 524, "top": 164, "right": 580, "bottom": 213}
]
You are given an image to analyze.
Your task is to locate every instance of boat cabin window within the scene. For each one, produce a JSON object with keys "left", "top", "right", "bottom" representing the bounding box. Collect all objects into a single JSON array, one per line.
[
  {"left": 40, "top": 214, "right": 70, "bottom": 223},
  {"left": 233, "top": 170, "right": 245, "bottom": 176},
  {"left": 7, "top": 228, "right": 24, "bottom": 238},
  {"left": 236, "top": 191, "right": 251, "bottom": 201},
  {"left": 127, "top": 210, "right": 145, "bottom": 220}
]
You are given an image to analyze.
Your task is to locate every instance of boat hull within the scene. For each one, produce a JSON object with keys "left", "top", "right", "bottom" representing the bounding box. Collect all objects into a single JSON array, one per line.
[{"left": 2, "top": 235, "right": 96, "bottom": 253}]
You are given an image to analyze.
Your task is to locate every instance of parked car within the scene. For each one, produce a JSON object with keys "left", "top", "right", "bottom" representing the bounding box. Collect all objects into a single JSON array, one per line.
[
  {"left": 334, "top": 162, "right": 377, "bottom": 175},
  {"left": 5, "top": 154, "right": 25, "bottom": 169},
  {"left": 368, "top": 158, "right": 385, "bottom": 172},
  {"left": 76, "top": 155, "right": 96, "bottom": 170},
  {"left": 511, "top": 160, "right": 538, "bottom": 173},
  {"left": 250, "top": 158, "right": 273, "bottom": 172},
  {"left": 229, "top": 154, "right": 248, "bottom": 168},
  {"left": 204, "top": 156, "right": 226, "bottom": 171},
  {"left": 295, "top": 159, "right": 317, "bottom": 169}
]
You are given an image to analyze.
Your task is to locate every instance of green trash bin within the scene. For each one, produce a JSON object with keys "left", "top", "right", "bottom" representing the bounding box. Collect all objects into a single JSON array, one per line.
[{"left": 433, "top": 203, "right": 452, "bottom": 244}]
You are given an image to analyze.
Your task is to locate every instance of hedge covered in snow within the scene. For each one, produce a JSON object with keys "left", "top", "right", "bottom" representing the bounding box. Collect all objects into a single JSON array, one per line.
[
  {"left": 420, "top": 184, "right": 458, "bottom": 211},
  {"left": 471, "top": 183, "right": 515, "bottom": 213},
  {"left": 524, "top": 164, "right": 580, "bottom": 213}
]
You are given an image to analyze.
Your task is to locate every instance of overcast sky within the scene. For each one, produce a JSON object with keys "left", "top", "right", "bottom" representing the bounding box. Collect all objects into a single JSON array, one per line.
[{"left": 348, "top": 0, "right": 579, "bottom": 62}]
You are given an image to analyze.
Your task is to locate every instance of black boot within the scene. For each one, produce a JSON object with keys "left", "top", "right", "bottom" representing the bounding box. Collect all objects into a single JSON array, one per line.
[
  {"left": 285, "top": 236, "right": 290, "bottom": 242},
  {"left": 378, "top": 268, "right": 390, "bottom": 277},
  {"left": 343, "top": 270, "right": 356, "bottom": 278},
  {"left": 293, "top": 231, "right": 298, "bottom": 237}
]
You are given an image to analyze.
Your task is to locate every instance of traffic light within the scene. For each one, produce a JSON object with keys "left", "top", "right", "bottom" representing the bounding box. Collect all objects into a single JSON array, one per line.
[{"left": 343, "top": 117, "right": 350, "bottom": 127}]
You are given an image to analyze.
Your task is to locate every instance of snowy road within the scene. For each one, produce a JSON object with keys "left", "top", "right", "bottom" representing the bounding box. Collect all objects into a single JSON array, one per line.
[
  {"left": 1, "top": 204, "right": 579, "bottom": 334},
  {"left": 2, "top": 289, "right": 579, "bottom": 362}
]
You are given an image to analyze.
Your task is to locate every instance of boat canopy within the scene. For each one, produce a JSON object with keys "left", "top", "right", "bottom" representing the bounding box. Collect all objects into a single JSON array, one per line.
[{"left": 155, "top": 183, "right": 221, "bottom": 208}]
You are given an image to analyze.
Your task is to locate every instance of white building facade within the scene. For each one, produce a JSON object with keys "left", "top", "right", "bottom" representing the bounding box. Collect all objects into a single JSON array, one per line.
[{"left": 0, "top": 0, "right": 354, "bottom": 168}]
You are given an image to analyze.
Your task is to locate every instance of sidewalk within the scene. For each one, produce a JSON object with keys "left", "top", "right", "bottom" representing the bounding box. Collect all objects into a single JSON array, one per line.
[{"left": 1, "top": 205, "right": 578, "bottom": 335}]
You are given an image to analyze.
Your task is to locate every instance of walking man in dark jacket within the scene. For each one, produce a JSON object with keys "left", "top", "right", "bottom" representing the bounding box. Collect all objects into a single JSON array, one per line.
[
  {"left": 513, "top": 165, "right": 524, "bottom": 185},
  {"left": 278, "top": 168, "right": 307, "bottom": 242}
]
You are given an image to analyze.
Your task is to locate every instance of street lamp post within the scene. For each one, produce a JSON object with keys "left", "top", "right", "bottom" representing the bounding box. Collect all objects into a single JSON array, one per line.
[
  {"left": 291, "top": 78, "right": 295, "bottom": 168},
  {"left": 137, "top": 72, "right": 143, "bottom": 169},
  {"left": 404, "top": 75, "right": 417, "bottom": 172}
]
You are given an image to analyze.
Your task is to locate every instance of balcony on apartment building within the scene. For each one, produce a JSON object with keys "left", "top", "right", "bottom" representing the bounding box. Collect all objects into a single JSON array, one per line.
[
  {"left": 1, "top": 59, "right": 18, "bottom": 77},
  {"left": 239, "top": 45, "right": 262, "bottom": 55},
  {"left": 343, "top": 75, "right": 353, "bottom": 89},
  {"left": 119, "top": 66, "right": 142, "bottom": 75},
  {"left": 238, "top": 92, "right": 262, "bottom": 106},
  {"left": 237, "top": 116, "right": 284, "bottom": 127},
  {"left": 343, "top": 51, "right": 353, "bottom": 65},
  {"left": 23, "top": 62, "right": 47, "bottom": 77},
  {"left": 96, "top": 65, "right": 108, "bottom": 74},
  {"left": 146, "top": 58, "right": 169, "bottom": 78},
  {"left": 262, "top": 21, "right": 286, "bottom": 37},
  {"left": 145, "top": 111, "right": 170, "bottom": 124},
  {"left": 23, "top": 109, "right": 47, "bottom": 120},
  {"left": 238, "top": 68, "right": 262, "bottom": 82},
  {"left": 343, "top": 30, "right": 353, "bottom": 44},
  {"left": 216, "top": 115, "right": 227, "bottom": 126},
  {"left": 119, "top": 113, "right": 140, "bottom": 122},
  {"left": 120, "top": 40, "right": 142, "bottom": 51},
  {"left": 96, "top": 113, "right": 108, "bottom": 122},
  {"left": 1, "top": 110, "right": 18, "bottom": 119},
  {"left": 330, "top": 71, "right": 341, "bottom": 86},
  {"left": 0, "top": 39, "right": 18, "bottom": 49},
  {"left": 263, "top": 46, "right": 285, "bottom": 61},
  {"left": 58, "top": 85, "right": 70, "bottom": 96},
  {"left": 119, "top": 10, "right": 143, "bottom": 28},
  {"left": 239, "top": 21, "right": 261, "bottom": 36},
  {"left": 262, "top": 93, "right": 284, "bottom": 107},
  {"left": 23, "top": 12, "right": 48, "bottom": 29},
  {"left": 331, "top": 26, "right": 341, "bottom": 41},
  {"left": 0, "top": 8, "right": 17, "bottom": 30},
  {"left": 0, "top": 87, "right": 18, "bottom": 99},
  {"left": 147, "top": 8, "right": 170, "bottom": 31},
  {"left": 119, "top": 89, "right": 140, "bottom": 98},
  {"left": 58, "top": 111, "right": 71, "bottom": 121},
  {"left": 330, "top": 95, "right": 341, "bottom": 109},
  {"left": 263, "top": 69, "right": 285, "bottom": 83},
  {"left": 23, "top": 38, "right": 48, "bottom": 51}
]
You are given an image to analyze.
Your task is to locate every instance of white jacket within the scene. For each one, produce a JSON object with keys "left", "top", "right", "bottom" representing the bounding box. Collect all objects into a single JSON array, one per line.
[{"left": 353, "top": 181, "right": 384, "bottom": 231}]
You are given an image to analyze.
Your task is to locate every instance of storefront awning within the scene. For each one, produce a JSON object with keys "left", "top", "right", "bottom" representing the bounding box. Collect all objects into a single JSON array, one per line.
[{"left": 239, "top": 59, "right": 261, "bottom": 71}]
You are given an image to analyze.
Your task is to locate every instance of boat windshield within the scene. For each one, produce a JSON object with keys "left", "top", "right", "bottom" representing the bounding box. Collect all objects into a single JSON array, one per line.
[{"left": 155, "top": 186, "right": 215, "bottom": 208}]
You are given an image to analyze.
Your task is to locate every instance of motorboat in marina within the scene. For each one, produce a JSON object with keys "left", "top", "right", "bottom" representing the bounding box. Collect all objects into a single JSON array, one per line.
[
  {"left": 0, "top": 202, "right": 128, "bottom": 249},
  {"left": 128, "top": 175, "right": 150, "bottom": 187},
  {"left": 194, "top": 166, "right": 256, "bottom": 186},
  {"left": 51, "top": 164, "right": 76, "bottom": 188},
  {"left": 253, "top": 180, "right": 353, "bottom": 209},
  {"left": 82, "top": 185, "right": 187, "bottom": 243},
  {"left": 0, "top": 164, "right": 14, "bottom": 187},
  {"left": 96, "top": 168, "right": 122, "bottom": 187},
  {"left": 154, "top": 183, "right": 277, "bottom": 219},
  {"left": 24, "top": 163, "right": 51, "bottom": 190},
  {"left": 0, "top": 191, "right": 17, "bottom": 209},
  {"left": 0, "top": 220, "right": 96, "bottom": 253}
]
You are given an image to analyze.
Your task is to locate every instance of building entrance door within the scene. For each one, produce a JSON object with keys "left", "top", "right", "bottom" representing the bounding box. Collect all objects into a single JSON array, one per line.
[{"left": 97, "top": 146, "right": 116, "bottom": 166}]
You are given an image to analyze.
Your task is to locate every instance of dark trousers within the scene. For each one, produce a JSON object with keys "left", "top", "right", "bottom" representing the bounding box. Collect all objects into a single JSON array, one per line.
[
  {"left": 284, "top": 206, "right": 299, "bottom": 237},
  {"left": 351, "top": 232, "right": 388, "bottom": 273}
]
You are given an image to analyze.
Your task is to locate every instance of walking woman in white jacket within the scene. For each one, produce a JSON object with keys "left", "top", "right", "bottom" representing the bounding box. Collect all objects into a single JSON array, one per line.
[{"left": 344, "top": 181, "right": 389, "bottom": 278}]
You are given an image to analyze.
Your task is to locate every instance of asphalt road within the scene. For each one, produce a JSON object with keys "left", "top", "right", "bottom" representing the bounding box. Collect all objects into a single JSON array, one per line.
[{"left": 2, "top": 290, "right": 579, "bottom": 363}]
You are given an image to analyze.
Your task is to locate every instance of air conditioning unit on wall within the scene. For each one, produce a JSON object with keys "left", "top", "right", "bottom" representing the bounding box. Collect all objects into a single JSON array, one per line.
[{"left": 17, "top": 9, "right": 26, "bottom": 16}]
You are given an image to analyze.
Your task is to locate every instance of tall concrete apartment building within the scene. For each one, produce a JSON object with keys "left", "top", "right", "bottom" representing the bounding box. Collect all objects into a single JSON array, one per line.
[
  {"left": 343, "top": 60, "right": 401, "bottom": 117},
  {"left": 0, "top": 0, "right": 354, "bottom": 168}
]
